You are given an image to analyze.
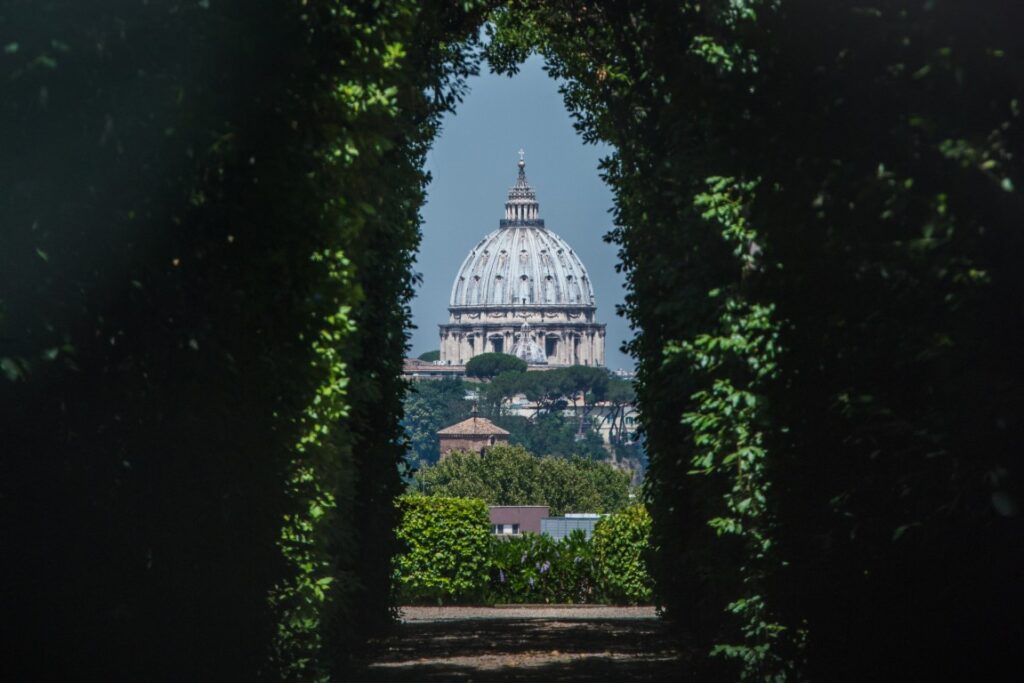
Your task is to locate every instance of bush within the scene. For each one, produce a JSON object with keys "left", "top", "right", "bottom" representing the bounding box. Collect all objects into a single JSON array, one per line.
[
  {"left": 592, "top": 505, "right": 654, "bottom": 604},
  {"left": 393, "top": 496, "right": 491, "bottom": 604},
  {"left": 393, "top": 495, "right": 653, "bottom": 605},
  {"left": 489, "top": 530, "right": 597, "bottom": 604}
]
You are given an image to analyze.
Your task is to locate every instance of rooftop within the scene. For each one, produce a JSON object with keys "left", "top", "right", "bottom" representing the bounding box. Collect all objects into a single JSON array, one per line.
[{"left": 437, "top": 416, "right": 510, "bottom": 436}]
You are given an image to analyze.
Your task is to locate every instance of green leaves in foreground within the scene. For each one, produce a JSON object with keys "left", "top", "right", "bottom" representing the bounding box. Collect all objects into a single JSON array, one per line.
[{"left": 393, "top": 496, "right": 492, "bottom": 603}]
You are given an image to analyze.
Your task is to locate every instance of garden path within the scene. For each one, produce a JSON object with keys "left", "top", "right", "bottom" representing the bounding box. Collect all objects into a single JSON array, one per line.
[{"left": 358, "top": 605, "right": 689, "bottom": 681}]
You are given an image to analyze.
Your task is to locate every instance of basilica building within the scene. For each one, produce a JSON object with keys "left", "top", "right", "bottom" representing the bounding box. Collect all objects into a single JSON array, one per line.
[{"left": 439, "top": 155, "right": 606, "bottom": 367}]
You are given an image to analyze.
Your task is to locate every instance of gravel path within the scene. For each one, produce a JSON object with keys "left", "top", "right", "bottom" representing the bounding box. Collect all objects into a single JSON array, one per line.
[
  {"left": 357, "top": 605, "right": 688, "bottom": 681},
  {"left": 399, "top": 605, "right": 659, "bottom": 622}
]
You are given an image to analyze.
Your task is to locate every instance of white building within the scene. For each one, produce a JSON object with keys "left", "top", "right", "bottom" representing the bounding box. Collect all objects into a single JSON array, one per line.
[{"left": 439, "top": 154, "right": 606, "bottom": 367}]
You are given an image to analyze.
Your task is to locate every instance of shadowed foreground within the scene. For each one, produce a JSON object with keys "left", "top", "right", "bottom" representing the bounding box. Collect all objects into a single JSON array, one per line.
[{"left": 358, "top": 606, "right": 688, "bottom": 681}]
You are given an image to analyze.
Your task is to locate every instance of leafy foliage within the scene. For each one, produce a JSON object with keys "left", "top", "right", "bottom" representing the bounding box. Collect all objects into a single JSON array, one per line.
[
  {"left": 412, "top": 444, "right": 630, "bottom": 516},
  {"left": 393, "top": 495, "right": 492, "bottom": 604},
  {"left": 401, "top": 369, "right": 614, "bottom": 463},
  {"left": 417, "top": 349, "right": 441, "bottom": 361},
  {"left": 394, "top": 500, "right": 652, "bottom": 605},
  {"left": 402, "top": 378, "right": 473, "bottom": 466},
  {"left": 591, "top": 505, "right": 655, "bottom": 605},
  {"left": 489, "top": 530, "right": 597, "bottom": 604},
  {"left": 0, "top": 1, "right": 485, "bottom": 679},
  {"left": 496, "top": 413, "right": 609, "bottom": 461},
  {"left": 489, "top": 1, "right": 1024, "bottom": 679},
  {"left": 464, "top": 351, "right": 528, "bottom": 379}
]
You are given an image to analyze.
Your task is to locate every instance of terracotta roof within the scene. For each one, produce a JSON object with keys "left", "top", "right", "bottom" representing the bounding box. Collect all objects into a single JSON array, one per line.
[{"left": 437, "top": 416, "right": 510, "bottom": 436}]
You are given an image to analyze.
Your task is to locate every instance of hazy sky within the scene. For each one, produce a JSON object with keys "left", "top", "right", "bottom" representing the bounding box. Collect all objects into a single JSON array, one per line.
[{"left": 410, "top": 56, "right": 632, "bottom": 370}]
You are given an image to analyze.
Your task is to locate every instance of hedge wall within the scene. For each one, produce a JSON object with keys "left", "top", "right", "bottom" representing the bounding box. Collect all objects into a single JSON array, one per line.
[
  {"left": 394, "top": 495, "right": 492, "bottom": 604},
  {"left": 0, "top": 1, "right": 484, "bottom": 680},
  {"left": 394, "top": 498, "right": 653, "bottom": 605},
  {"left": 489, "top": 1, "right": 1024, "bottom": 679}
]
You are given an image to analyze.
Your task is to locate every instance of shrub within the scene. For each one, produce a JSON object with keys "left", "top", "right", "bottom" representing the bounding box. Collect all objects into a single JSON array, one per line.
[
  {"left": 393, "top": 496, "right": 491, "bottom": 604},
  {"left": 592, "top": 505, "right": 654, "bottom": 604},
  {"left": 488, "top": 531, "right": 597, "bottom": 604}
]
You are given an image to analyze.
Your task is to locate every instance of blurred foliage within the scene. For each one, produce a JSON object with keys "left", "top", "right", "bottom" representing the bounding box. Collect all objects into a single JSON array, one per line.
[
  {"left": 412, "top": 444, "right": 630, "bottom": 515},
  {"left": 416, "top": 349, "right": 441, "bottom": 361},
  {"left": 488, "top": 0, "right": 1024, "bottom": 679},
  {"left": 393, "top": 495, "right": 492, "bottom": 604},
  {"left": 0, "top": 0, "right": 485, "bottom": 679}
]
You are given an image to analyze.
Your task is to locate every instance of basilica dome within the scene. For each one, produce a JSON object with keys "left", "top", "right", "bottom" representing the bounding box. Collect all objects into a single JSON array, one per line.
[
  {"left": 439, "top": 154, "right": 606, "bottom": 367},
  {"left": 449, "top": 222, "right": 595, "bottom": 308}
]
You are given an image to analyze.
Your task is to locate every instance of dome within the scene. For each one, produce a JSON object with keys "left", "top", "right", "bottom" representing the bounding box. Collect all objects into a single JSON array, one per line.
[{"left": 449, "top": 156, "right": 596, "bottom": 309}]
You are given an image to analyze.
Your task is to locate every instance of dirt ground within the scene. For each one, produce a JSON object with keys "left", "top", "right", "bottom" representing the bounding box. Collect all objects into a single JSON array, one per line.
[{"left": 356, "top": 605, "right": 689, "bottom": 682}]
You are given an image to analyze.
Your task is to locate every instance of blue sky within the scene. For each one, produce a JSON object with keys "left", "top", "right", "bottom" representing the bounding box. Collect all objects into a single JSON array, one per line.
[{"left": 410, "top": 55, "right": 633, "bottom": 370}]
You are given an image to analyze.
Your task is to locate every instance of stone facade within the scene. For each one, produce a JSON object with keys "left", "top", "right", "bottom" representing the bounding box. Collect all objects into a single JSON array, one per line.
[{"left": 439, "top": 154, "right": 606, "bottom": 367}]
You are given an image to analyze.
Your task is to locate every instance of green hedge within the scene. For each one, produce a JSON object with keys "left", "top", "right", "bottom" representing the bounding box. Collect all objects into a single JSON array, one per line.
[
  {"left": 592, "top": 505, "right": 654, "bottom": 604},
  {"left": 490, "top": 2, "right": 1024, "bottom": 679},
  {"left": 394, "top": 499, "right": 652, "bottom": 605},
  {"left": 394, "top": 496, "right": 492, "bottom": 604},
  {"left": 1, "top": 2, "right": 484, "bottom": 680},
  {"left": 489, "top": 530, "right": 597, "bottom": 604}
]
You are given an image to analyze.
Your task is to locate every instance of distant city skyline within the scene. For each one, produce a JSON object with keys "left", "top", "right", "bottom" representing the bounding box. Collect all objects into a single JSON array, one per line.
[{"left": 411, "top": 56, "right": 632, "bottom": 370}]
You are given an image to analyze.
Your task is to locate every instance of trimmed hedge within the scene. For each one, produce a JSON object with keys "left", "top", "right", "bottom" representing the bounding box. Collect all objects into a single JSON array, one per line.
[
  {"left": 490, "top": 530, "right": 597, "bottom": 604},
  {"left": 393, "top": 496, "right": 492, "bottom": 604},
  {"left": 1, "top": 2, "right": 485, "bottom": 679},
  {"left": 394, "top": 498, "right": 653, "bottom": 605},
  {"left": 592, "top": 505, "right": 654, "bottom": 604}
]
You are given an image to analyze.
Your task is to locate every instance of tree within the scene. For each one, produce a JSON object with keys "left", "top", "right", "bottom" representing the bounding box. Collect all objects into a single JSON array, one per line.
[
  {"left": 416, "top": 349, "right": 440, "bottom": 362},
  {"left": 412, "top": 444, "right": 630, "bottom": 516},
  {"left": 464, "top": 352, "right": 528, "bottom": 379},
  {"left": 561, "top": 365, "right": 609, "bottom": 436},
  {"left": 402, "top": 379, "right": 473, "bottom": 466},
  {"left": 600, "top": 377, "right": 636, "bottom": 446},
  {"left": 497, "top": 412, "right": 608, "bottom": 461}
]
